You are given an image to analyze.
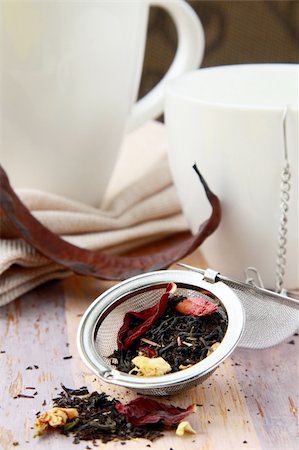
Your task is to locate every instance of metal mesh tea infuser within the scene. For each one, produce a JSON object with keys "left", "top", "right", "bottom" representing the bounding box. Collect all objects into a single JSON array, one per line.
[
  {"left": 78, "top": 269, "right": 244, "bottom": 396},
  {"left": 77, "top": 265, "right": 298, "bottom": 395},
  {"left": 78, "top": 266, "right": 298, "bottom": 396}
]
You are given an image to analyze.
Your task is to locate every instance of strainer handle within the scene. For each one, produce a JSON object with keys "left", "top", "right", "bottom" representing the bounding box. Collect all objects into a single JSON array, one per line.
[{"left": 177, "top": 263, "right": 299, "bottom": 307}]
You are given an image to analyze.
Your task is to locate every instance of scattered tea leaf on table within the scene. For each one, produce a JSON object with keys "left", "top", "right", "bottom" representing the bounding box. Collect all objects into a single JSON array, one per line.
[{"left": 34, "top": 385, "right": 196, "bottom": 444}]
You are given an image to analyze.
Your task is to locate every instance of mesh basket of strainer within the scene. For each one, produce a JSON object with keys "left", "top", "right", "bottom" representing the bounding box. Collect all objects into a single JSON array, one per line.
[{"left": 77, "top": 269, "right": 244, "bottom": 396}]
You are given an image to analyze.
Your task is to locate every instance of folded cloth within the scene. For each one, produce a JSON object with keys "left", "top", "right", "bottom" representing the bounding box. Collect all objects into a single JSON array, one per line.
[{"left": 0, "top": 122, "right": 189, "bottom": 306}]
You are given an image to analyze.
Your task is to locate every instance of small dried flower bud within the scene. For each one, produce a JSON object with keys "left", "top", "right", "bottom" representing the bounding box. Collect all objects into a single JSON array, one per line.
[
  {"left": 129, "top": 355, "right": 171, "bottom": 377},
  {"left": 176, "top": 420, "right": 196, "bottom": 436},
  {"left": 60, "top": 408, "right": 79, "bottom": 420},
  {"left": 175, "top": 297, "right": 218, "bottom": 316},
  {"left": 34, "top": 407, "right": 79, "bottom": 436},
  {"left": 48, "top": 409, "right": 68, "bottom": 427}
]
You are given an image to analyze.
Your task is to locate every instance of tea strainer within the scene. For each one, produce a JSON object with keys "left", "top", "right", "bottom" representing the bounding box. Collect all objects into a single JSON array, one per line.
[
  {"left": 78, "top": 266, "right": 299, "bottom": 395},
  {"left": 77, "top": 269, "right": 244, "bottom": 396}
]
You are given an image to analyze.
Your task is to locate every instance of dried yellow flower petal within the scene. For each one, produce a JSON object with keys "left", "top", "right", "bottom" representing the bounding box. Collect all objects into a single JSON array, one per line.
[
  {"left": 176, "top": 420, "right": 196, "bottom": 436},
  {"left": 207, "top": 342, "right": 221, "bottom": 356},
  {"left": 129, "top": 355, "right": 171, "bottom": 377},
  {"left": 34, "top": 407, "right": 79, "bottom": 436},
  {"left": 178, "top": 364, "right": 193, "bottom": 370}
]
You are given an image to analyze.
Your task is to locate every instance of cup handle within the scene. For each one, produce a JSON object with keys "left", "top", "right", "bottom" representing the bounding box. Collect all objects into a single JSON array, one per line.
[{"left": 127, "top": 0, "right": 204, "bottom": 132}]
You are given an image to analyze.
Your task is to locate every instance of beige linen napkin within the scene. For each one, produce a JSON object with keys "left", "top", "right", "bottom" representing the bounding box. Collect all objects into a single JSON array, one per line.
[{"left": 0, "top": 122, "right": 189, "bottom": 306}]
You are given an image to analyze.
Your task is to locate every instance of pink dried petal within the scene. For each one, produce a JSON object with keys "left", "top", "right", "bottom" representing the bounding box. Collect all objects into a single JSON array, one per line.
[
  {"left": 115, "top": 398, "right": 196, "bottom": 427},
  {"left": 175, "top": 297, "right": 218, "bottom": 316}
]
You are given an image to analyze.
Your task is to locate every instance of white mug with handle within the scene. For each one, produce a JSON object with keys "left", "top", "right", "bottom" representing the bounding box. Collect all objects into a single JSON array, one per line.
[
  {"left": 165, "top": 64, "right": 298, "bottom": 290},
  {"left": 0, "top": 0, "right": 204, "bottom": 205}
]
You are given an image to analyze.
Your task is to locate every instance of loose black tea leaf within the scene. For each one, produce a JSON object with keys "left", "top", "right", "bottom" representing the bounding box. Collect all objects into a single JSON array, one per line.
[
  {"left": 60, "top": 384, "right": 89, "bottom": 397},
  {"left": 35, "top": 385, "right": 195, "bottom": 444},
  {"left": 112, "top": 289, "right": 228, "bottom": 374},
  {"left": 15, "top": 394, "right": 35, "bottom": 399}
]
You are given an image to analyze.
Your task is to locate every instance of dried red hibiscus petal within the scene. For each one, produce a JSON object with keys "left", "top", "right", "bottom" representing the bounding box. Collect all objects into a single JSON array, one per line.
[
  {"left": 117, "top": 282, "right": 176, "bottom": 351},
  {"left": 175, "top": 297, "right": 218, "bottom": 316},
  {"left": 115, "top": 397, "right": 196, "bottom": 427}
]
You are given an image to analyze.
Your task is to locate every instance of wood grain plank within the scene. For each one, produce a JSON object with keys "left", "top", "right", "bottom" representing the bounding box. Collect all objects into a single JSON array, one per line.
[
  {"left": 233, "top": 340, "right": 299, "bottom": 450},
  {"left": 1, "top": 248, "right": 297, "bottom": 449},
  {"left": 0, "top": 280, "right": 85, "bottom": 450}
]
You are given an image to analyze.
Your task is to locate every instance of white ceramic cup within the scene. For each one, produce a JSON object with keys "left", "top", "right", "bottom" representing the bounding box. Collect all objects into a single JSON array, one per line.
[
  {"left": 0, "top": 0, "right": 204, "bottom": 205},
  {"left": 165, "top": 64, "right": 298, "bottom": 290}
]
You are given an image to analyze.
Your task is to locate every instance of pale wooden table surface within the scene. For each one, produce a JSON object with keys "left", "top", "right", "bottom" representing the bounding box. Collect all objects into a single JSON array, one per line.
[{"left": 0, "top": 249, "right": 298, "bottom": 450}]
